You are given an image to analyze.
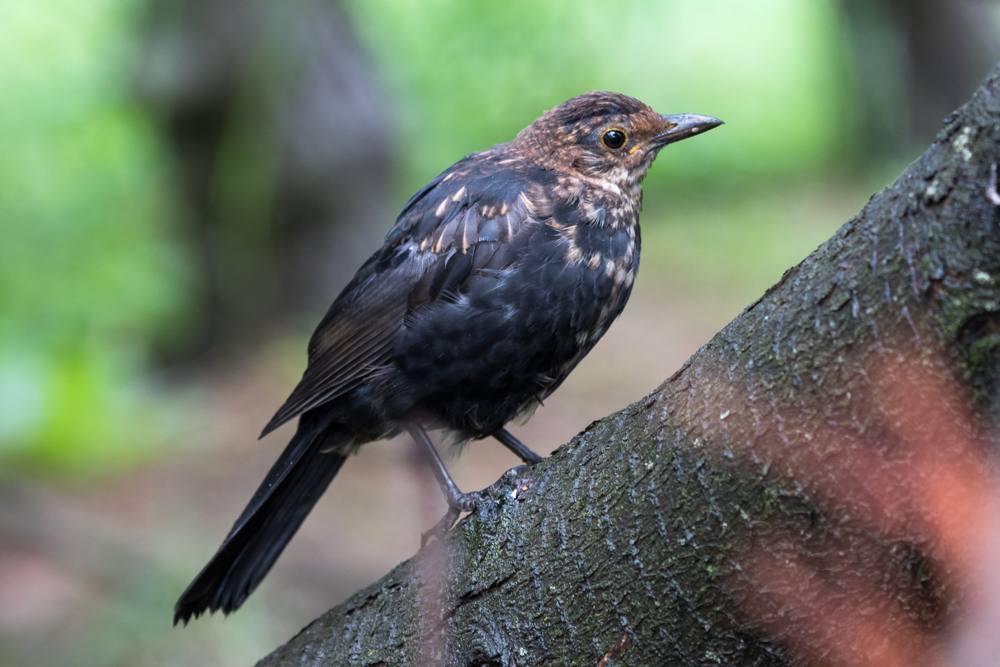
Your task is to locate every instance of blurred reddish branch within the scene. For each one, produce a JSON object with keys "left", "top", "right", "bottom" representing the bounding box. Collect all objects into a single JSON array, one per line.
[
  {"left": 731, "top": 358, "right": 998, "bottom": 667},
  {"left": 258, "top": 66, "right": 1000, "bottom": 666}
]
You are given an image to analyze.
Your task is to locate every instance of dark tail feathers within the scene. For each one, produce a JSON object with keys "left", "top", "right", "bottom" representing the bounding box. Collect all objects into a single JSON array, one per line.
[{"left": 174, "top": 413, "right": 346, "bottom": 624}]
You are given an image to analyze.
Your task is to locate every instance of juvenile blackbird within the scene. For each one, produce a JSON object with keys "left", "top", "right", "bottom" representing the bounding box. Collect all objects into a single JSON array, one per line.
[{"left": 174, "top": 91, "right": 721, "bottom": 624}]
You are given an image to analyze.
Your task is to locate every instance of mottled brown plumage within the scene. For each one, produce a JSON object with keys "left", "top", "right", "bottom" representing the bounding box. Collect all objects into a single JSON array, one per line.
[{"left": 175, "top": 91, "right": 722, "bottom": 624}]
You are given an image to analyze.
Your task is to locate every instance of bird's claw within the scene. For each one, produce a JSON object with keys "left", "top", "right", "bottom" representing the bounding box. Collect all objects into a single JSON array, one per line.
[
  {"left": 420, "top": 489, "right": 488, "bottom": 546},
  {"left": 421, "top": 506, "right": 461, "bottom": 547}
]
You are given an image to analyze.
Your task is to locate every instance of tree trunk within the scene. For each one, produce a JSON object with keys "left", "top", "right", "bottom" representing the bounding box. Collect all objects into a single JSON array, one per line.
[{"left": 257, "top": 65, "right": 1000, "bottom": 667}]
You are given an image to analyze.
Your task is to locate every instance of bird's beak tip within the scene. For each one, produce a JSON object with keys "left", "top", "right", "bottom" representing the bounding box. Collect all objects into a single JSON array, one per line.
[{"left": 655, "top": 114, "right": 724, "bottom": 146}]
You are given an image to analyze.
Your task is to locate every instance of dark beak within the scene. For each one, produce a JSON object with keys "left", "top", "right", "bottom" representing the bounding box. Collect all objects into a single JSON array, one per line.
[{"left": 653, "top": 114, "right": 724, "bottom": 147}]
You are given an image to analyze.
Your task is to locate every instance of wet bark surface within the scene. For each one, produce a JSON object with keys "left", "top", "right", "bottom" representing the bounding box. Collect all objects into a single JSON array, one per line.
[{"left": 258, "top": 65, "right": 1000, "bottom": 667}]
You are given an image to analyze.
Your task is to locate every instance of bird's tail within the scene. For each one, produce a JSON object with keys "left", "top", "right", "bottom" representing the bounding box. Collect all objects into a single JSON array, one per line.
[{"left": 174, "top": 412, "right": 347, "bottom": 625}]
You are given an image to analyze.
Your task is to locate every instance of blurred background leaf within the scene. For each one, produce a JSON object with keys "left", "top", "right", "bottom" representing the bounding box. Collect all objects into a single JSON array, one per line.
[
  {"left": 0, "top": 0, "right": 187, "bottom": 476},
  {"left": 347, "top": 0, "right": 854, "bottom": 189}
]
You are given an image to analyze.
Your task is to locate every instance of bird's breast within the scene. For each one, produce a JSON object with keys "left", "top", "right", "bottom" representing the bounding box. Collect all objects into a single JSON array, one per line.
[
  {"left": 528, "top": 210, "right": 640, "bottom": 385},
  {"left": 550, "top": 203, "right": 640, "bottom": 296},
  {"left": 388, "top": 194, "right": 641, "bottom": 436}
]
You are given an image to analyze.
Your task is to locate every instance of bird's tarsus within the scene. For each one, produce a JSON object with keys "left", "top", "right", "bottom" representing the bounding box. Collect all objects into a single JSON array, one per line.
[{"left": 494, "top": 428, "right": 543, "bottom": 464}]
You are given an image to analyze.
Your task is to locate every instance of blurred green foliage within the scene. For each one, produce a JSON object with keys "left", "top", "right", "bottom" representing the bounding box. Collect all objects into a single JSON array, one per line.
[
  {"left": 344, "top": 0, "right": 854, "bottom": 192},
  {"left": 0, "top": 0, "right": 187, "bottom": 474},
  {"left": 1, "top": 0, "right": 861, "bottom": 477}
]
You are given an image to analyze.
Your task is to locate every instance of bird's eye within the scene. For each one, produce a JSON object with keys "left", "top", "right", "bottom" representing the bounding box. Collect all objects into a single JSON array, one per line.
[{"left": 601, "top": 129, "right": 628, "bottom": 150}]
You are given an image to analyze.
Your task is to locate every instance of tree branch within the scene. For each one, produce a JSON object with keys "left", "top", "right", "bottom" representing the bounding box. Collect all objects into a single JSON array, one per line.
[{"left": 258, "top": 65, "right": 1000, "bottom": 666}]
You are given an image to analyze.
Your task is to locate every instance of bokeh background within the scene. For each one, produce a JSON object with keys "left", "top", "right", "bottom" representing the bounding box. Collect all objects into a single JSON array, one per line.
[{"left": 2, "top": 0, "right": 999, "bottom": 664}]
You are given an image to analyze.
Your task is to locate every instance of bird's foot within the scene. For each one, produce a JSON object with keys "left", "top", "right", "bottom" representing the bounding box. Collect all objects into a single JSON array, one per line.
[
  {"left": 420, "top": 488, "right": 490, "bottom": 547},
  {"left": 420, "top": 466, "right": 535, "bottom": 547},
  {"left": 445, "top": 487, "right": 492, "bottom": 512}
]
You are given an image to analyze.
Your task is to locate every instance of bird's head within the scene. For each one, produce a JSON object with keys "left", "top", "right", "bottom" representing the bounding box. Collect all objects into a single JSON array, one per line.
[{"left": 515, "top": 91, "right": 722, "bottom": 188}]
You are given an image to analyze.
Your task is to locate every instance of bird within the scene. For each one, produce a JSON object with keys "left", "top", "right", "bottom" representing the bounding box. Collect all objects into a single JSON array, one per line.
[{"left": 174, "top": 91, "right": 722, "bottom": 624}]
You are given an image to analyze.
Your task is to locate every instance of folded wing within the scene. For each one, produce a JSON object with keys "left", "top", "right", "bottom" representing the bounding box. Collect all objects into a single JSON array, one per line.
[{"left": 260, "top": 152, "right": 545, "bottom": 437}]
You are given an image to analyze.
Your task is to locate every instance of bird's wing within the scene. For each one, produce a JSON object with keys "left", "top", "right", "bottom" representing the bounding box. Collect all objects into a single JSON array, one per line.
[{"left": 260, "top": 151, "right": 551, "bottom": 437}]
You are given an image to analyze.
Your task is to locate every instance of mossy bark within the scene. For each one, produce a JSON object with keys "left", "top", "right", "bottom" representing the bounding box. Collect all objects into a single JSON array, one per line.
[{"left": 257, "top": 66, "right": 1000, "bottom": 667}]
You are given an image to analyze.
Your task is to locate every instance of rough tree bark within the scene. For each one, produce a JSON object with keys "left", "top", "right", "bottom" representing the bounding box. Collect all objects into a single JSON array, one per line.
[{"left": 257, "top": 66, "right": 1000, "bottom": 666}]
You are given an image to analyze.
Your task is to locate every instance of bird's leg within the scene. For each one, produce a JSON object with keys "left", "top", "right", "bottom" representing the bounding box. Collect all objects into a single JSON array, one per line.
[
  {"left": 493, "top": 428, "right": 543, "bottom": 464},
  {"left": 405, "top": 422, "right": 486, "bottom": 512},
  {"left": 408, "top": 424, "right": 539, "bottom": 546}
]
